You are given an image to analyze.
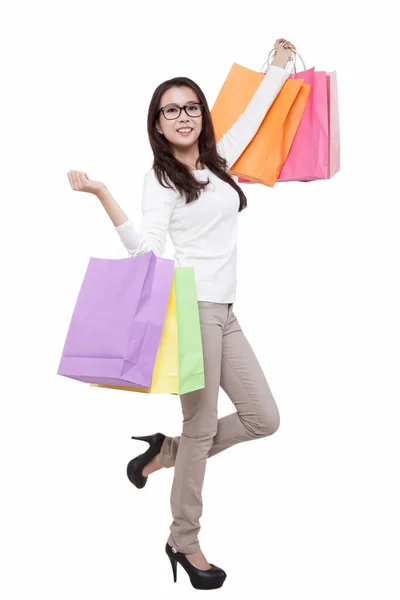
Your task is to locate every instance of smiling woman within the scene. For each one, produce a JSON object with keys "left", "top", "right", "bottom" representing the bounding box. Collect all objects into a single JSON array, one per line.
[{"left": 66, "top": 37, "right": 296, "bottom": 589}]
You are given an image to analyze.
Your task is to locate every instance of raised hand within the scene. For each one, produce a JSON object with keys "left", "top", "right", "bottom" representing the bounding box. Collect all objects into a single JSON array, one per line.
[
  {"left": 67, "top": 170, "right": 106, "bottom": 196},
  {"left": 272, "top": 38, "right": 296, "bottom": 68}
]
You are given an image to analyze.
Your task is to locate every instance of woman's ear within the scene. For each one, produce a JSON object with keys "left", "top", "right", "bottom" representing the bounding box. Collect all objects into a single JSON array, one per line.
[{"left": 155, "top": 118, "right": 163, "bottom": 135}]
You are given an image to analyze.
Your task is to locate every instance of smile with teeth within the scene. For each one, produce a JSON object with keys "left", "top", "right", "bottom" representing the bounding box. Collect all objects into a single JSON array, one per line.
[{"left": 177, "top": 127, "right": 193, "bottom": 134}]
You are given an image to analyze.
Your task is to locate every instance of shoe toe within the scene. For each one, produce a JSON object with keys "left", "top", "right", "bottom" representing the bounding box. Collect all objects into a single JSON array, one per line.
[{"left": 210, "top": 564, "right": 226, "bottom": 578}]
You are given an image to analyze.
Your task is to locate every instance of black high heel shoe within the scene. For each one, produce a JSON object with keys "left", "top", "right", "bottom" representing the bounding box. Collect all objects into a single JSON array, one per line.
[
  {"left": 165, "top": 542, "right": 227, "bottom": 590},
  {"left": 126, "top": 432, "right": 166, "bottom": 489}
]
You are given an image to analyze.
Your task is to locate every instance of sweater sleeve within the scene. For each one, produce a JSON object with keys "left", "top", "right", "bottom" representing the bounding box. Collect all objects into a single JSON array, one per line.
[
  {"left": 114, "top": 169, "right": 177, "bottom": 257},
  {"left": 216, "top": 65, "right": 290, "bottom": 170}
]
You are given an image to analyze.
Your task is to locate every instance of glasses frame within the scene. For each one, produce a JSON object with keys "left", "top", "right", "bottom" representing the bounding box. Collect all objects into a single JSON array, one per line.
[{"left": 157, "top": 102, "right": 205, "bottom": 120}]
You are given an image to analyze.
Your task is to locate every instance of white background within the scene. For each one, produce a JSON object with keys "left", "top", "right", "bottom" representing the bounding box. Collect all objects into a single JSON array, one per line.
[{"left": 1, "top": 0, "right": 398, "bottom": 598}]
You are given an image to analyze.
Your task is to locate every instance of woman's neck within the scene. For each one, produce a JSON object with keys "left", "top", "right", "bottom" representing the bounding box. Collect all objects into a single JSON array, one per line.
[{"left": 173, "top": 145, "right": 204, "bottom": 171}]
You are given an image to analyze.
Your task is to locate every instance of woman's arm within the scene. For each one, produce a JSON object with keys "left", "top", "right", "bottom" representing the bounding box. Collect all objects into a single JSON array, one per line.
[
  {"left": 216, "top": 40, "right": 295, "bottom": 170},
  {"left": 96, "top": 185, "right": 130, "bottom": 227},
  {"left": 67, "top": 169, "right": 129, "bottom": 227},
  {"left": 67, "top": 169, "right": 176, "bottom": 257},
  {"left": 111, "top": 169, "right": 177, "bottom": 257}
]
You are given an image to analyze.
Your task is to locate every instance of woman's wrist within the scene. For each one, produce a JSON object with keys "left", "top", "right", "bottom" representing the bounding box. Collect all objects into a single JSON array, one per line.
[
  {"left": 271, "top": 50, "right": 292, "bottom": 69},
  {"left": 94, "top": 183, "right": 109, "bottom": 201}
]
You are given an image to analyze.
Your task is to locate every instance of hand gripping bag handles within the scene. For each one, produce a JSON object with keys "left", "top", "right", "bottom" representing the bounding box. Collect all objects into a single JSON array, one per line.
[{"left": 212, "top": 47, "right": 310, "bottom": 187}]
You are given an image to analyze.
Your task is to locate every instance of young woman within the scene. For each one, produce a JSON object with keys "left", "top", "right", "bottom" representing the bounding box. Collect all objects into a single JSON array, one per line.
[{"left": 67, "top": 37, "right": 296, "bottom": 590}]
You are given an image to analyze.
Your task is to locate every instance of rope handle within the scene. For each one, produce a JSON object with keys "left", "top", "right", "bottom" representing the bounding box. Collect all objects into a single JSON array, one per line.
[{"left": 260, "top": 48, "right": 306, "bottom": 75}]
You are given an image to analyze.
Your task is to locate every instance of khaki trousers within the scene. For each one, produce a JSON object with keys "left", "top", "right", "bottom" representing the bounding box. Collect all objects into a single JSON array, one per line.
[{"left": 159, "top": 302, "right": 280, "bottom": 554}]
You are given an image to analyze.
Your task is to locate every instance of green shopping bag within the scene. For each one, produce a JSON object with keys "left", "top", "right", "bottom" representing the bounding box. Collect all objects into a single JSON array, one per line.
[{"left": 174, "top": 267, "right": 205, "bottom": 395}]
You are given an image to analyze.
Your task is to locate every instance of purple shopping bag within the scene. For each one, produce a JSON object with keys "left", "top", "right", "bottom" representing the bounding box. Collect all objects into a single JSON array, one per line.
[
  {"left": 277, "top": 67, "right": 329, "bottom": 181},
  {"left": 57, "top": 251, "right": 175, "bottom": 388}
]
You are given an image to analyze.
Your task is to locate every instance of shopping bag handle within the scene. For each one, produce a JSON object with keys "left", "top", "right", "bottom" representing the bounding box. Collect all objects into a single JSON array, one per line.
[
  {"left": 133, "top": 238, "right": 145, "bottom": 257},
  {"left": 260, "top": 48, "right": 306, "bottom": 75}
]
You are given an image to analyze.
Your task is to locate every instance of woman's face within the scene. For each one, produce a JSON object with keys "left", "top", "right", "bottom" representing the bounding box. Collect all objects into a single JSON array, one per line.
[{"left": 156, "top": 86, "right": 203, "bottom": 149}]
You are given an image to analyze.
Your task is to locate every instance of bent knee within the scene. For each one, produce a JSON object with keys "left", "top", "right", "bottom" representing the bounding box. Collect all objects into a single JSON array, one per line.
[{"left": 255, "top": 409, "right": 280, "bottom": 437}]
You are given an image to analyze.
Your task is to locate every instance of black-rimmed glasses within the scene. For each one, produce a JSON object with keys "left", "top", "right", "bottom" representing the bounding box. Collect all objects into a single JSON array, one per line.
[{"left": 158, "top": 102, "right": 204, "bottom": 120}]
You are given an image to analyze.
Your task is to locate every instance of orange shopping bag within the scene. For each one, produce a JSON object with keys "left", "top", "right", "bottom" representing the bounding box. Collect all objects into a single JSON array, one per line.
[{"left": 211, "top": 62, "right": 310, "bottom": 187}]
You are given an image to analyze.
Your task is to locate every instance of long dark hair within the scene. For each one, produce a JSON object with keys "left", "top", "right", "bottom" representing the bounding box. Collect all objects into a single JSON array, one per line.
[{"left": 147, "top": 76, "right": 248, "bottom": 212}]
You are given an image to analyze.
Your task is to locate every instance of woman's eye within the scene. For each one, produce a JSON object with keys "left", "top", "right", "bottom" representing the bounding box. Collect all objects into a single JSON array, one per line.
[{"left": 167, "top": 107, "right": 178, "bottom": 113}]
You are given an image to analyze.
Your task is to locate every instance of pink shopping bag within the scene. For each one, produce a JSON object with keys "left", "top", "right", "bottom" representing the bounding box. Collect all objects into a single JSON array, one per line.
[
  {"left": 278, "top": 67, "right": 329, "bottom": 181},
  {"left": 57, "top": 252, "right": 175, "bottom": 388}
]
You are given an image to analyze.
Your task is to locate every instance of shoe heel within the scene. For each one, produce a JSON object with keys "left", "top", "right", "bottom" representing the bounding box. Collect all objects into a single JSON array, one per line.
[
  {"left": 131, "top": 435, "right": 153, "bottom": 443},
  {"left": 127, "top": 433, "right": 166, "bottom": 489},
  {"left": 167, "top": 554, "right": 178, "bottom": 582}
]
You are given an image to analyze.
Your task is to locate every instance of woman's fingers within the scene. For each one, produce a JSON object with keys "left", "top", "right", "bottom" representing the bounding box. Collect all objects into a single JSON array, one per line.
[
  {"left": 67, "top": 170, "right": 75, "bottom": 189},
  {"left": 67, "top": 169, "right": 103, "bottom": 195},
  {"left": 277, "top": 38, "right": 296, "bottom": 51},
  {"left": 67, "top": 169, "right": 87, "bottom": 191},
  {"left": 77, "top": 172, "right": 87, "bottom": 190},
  {"left": 70, "top": 170, "right": 79, "bottom": 190}
]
